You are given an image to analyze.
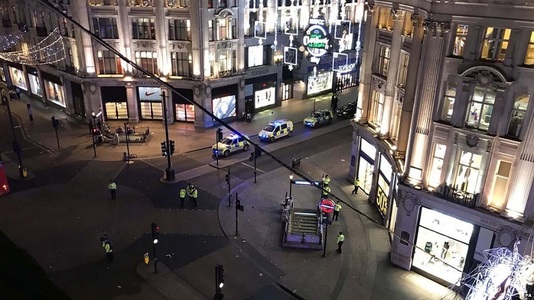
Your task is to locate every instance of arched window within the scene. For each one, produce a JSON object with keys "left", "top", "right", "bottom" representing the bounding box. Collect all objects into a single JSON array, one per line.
[{"left": 466, "top": 85, "right": 495, "bottom": 131}]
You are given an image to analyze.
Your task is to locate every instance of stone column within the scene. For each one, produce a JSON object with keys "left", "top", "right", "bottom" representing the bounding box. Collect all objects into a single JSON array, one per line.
[
  {"left": 381, "top": 11, "right": 404, "bottom": 136},
  {"left": 190, "top": 0, "right": 203, "bottom": 78},
  {"left": 357, "top": 7, "right": 378, "bottom": 122},
  {"left": 117, "top": 0, "right": 132, "bottom": 73},
  {"left": 397, "top": 15, "right": 424, "bottom": 157},
  {"left": 507, "top": 110, "right": 534, "bottom": 216},
  {"left": 407, "top": 21, "right": 449, "bottom": 183},
  {"left": 72, "top": 0, "right": 96, "bottom": 75},
  {"left": 126, "top": 84, "right": 138, "bottom": 123},
  {"left": 155, "top": 0, "right": 168, "bottom": 76}
]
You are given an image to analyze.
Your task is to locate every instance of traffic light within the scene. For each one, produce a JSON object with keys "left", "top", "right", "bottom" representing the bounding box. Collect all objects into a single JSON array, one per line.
[
  {"left": 216, "top": 128, "right": 223, "bottom": 143},
  {"left": 236, "top": 199, "right": 244, "bottom": 211},
  {"left": 215, "top": 264, "right": 225, "bottom": 290},
  {"left": 151, "top": 222, "right": 160, "bottom": 244},
  {"left": 51, "top": 116, "right": 59, "bottom": 128},
  {"left": 161, "top": 141, "right": 167, "bottom": 156},
  {"left": 169, "top": 140, "right": 175, "bottom": 155}
]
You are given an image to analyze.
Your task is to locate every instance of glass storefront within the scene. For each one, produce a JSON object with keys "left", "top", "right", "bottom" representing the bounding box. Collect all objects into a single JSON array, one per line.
[
  {"left": 138, "top": 87, "right": 163, "bottom": 120},
  {"left": 8, "top": 66, "right": 27, "bottom": 91},
  {"left": 307, "top": 71, "right": 333, "bottom": 95},
  {"left": 105, "top": 102, "right": 128, "bottom": 120},
  {"left": 28, "top": 74, "right": 42, "bottom": 97},
  {"left": 175, "top": 104, "right": 195, "bottom": 122},
  {"left": 44, "top": 80, "right": 65, "bottom": 107},
  {"left": 413, "top": 207, "right": 473, "bottom": 285},
  {"left": 376, "top": 155, "right": 392, "bottom": 217},
  {"left": 357, "top": 138, "right": 376, "bottom": 195}
]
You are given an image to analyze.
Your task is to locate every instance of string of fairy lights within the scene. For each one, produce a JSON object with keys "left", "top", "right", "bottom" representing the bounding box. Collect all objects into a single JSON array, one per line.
[{"left": 0, "top": 27, "right": 65, "bottom": 66}]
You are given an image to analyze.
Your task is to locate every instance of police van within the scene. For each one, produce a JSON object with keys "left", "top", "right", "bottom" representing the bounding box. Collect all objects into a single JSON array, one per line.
[
  {"left": 259, "top": 119, "right": 294, "bottom": 142},
  {"left": 212, "top": 134, "right": 250, "bottom": 157}
]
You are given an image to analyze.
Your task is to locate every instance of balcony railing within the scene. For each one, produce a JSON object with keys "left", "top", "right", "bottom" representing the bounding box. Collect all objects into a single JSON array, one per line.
[{"left": 439, "top": 185, "right": 479, "bottom": 208}]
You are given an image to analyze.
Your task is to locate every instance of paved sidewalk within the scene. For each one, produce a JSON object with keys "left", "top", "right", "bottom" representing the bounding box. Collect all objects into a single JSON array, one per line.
[{"left": 0, "top": 88, "right": 455, "bottom": 299}]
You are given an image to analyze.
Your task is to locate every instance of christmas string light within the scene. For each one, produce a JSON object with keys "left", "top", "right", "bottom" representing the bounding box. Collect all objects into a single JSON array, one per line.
[
  {"left": 0, "top": 27, "right": 65, "bottom": 66},
  {"left": 0, "top": 32, "right": 24, "bottom": 51}
]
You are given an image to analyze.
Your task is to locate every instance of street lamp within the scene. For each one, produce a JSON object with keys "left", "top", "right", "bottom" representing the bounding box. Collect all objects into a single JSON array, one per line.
[
  {"left": 91, "top": 112, "right": 97, "bottom": 157},
  {"left": 289, "top": 174, "right": 293, "bottom": 198}
]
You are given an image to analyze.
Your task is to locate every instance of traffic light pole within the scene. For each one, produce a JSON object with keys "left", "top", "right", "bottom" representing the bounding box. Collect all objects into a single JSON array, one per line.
[
  {"left": 161, "top": 92, "right": 175, "bottom": 181},
  {"left": 235, "top": 193, "right": 244, "bottom": 236},
  {"left": 91, "top": 112, "right": 97, "bottom": 158},
  {"left": 253, "top": 146, "right": 257, "bottom": 183},
  {"left": 227, "top": 168, "right": 231, "bottom": 207}
]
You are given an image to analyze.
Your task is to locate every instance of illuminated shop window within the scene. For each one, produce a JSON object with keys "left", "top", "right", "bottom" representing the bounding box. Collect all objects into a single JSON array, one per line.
[
  {"left": 481, "top": 27, "right": 511, "bottom": 62},
  {"left": 377, "top": 7, "right": 394, "bottom": 31},
  {"left": 371, "top": 90, "right": 384, "bottom": 127},
  {"left": 507, "top": 94, "right": 529, "bottom": 138},
  {"left": 453, "top": 25, "right": 469, "bottom": 57},
  {"left": 488, "top": 160, "right": 511, "bottom": 210},
  {"left": 376, "top": 45, "right": 390, "bottom": 77},
  {"left": 466, "top": 85, "right": 495, "bottom": 131},
  {"left": 454, "top": 151, "right": 483, "bottom": 194},
  {"left": 428, "top": 144, "right": 446, "bottom": 188},
  {"left": 525, "top": 31, "right": 534, "bottom": 65},
  {"left": 440, "top": 81, "right": 457, "bottom": 122},
  {"left": 413, "top": 208, "right": 473, "bottom": 286}
]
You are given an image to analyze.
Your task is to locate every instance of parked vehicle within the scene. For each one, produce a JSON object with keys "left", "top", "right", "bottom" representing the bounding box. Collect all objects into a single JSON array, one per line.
[
  {"left": 259, "top": 119, "right": 294, "bottom": 142},
  {"left": 336, "top": 101, "right": 357, "bottom": 118},
  {"left": 212, "top": 134, "right": 250, "bottom": 157},
  {"left": 304, "top": 109, "right": 333, "bottom": 128}
]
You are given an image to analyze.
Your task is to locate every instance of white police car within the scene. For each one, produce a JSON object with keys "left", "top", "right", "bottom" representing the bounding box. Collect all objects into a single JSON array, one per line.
[
  {"left": 303, "top": 109, "right": 333, "bottom": 128},
  {"left": 259, "top": 119, "right": 294, "bottom": 142},
  {"left": 212, "top": 134, "right": 250, "bottom": 157}
]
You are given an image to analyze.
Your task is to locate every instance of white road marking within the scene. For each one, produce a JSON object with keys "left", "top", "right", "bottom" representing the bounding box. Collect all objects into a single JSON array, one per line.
[{"left": 240, "top": 162, "right": 266, "bottom": 173}]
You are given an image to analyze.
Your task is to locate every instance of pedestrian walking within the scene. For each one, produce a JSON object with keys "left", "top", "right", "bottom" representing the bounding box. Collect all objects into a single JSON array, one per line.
[
  {"left": 108, "top": 179, "right": 117, "bottom": 200},
  {"left": 336, "top": 231, "right": 345, "bottom": 253},
  {"left": 352, "top": 177, "right": 361, "bottom": 195},
  {"left": 179, "top": 187, "right": 186, "bottom": 208},
  {"left": 333, "top": 201, "right": 342, "bottom": 221},
  {"left": 246, "top": 111, "right": 252, "bottom": 123},
  {"left": 101, "top": 235, "right": 113, "bottom": 262}
]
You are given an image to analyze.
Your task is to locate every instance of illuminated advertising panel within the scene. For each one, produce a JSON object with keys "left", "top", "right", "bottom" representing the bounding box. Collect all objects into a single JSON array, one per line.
[
  {"left": 212, "top": 95, "right": 236, "bottom": 120},
  {"left": 8, "top": 67, "right": 27, "bottom": 91},
  {"left": 254, "top": 87, "right": 275, "bottom": 109},
  {"left": 44, "top": 80, "right": 65, "bottom": 107},
  {"left": 28, "top": 74, "right": 42, "bottom": 96},
  {"left": 138, "top": 87, "right": 162, "bottom": 101}
]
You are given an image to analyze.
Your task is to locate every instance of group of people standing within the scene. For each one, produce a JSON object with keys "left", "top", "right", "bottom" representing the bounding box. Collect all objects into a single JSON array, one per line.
[
  {"left": 179, "top": 183, "right": 198, "bottom": 208},
  {"left": 320, "top": 174, "right": 345, "bottom": 254}
]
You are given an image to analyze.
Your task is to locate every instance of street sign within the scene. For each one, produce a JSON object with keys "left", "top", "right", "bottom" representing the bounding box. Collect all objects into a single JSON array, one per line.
[{"left": 320, "top": 199, "right": 335, "bottom": 214}]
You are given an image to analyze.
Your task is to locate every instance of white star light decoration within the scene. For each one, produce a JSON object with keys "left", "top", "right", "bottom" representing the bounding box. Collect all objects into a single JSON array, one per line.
[
  {"left": 0, "top": 27, "right": 66, "bottom": 66},
  {"left": 452, "top": 240, "right": 534, "bottom": 300}
]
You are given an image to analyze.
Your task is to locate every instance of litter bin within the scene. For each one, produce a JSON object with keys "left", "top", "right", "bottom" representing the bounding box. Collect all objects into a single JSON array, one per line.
[{"left": 292, "top": 157, "right": 301, "bottom": 168}]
